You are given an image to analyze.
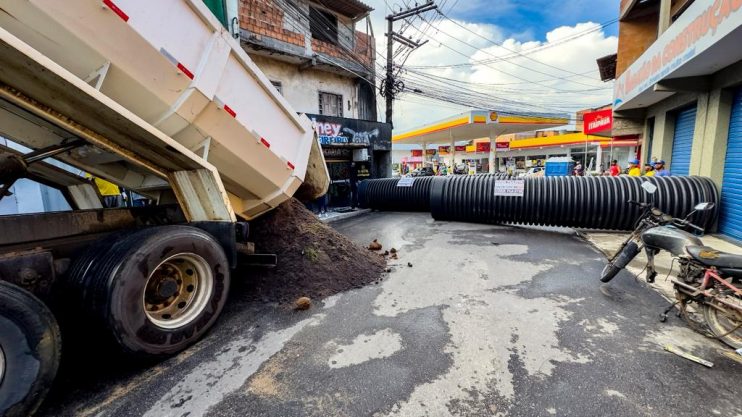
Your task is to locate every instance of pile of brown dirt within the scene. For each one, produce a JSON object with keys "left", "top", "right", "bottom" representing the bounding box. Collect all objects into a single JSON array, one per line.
[{"left": 241, "top": 198, "right": 386, "bottom": 304}]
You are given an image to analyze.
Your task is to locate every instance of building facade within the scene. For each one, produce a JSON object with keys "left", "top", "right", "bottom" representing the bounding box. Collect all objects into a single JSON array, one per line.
[
  {"left": 237, "top": 0, "right": 391, "bottom": 207},
  {"left": 610, "top": 0, "right": 742, "bottom": 240}
]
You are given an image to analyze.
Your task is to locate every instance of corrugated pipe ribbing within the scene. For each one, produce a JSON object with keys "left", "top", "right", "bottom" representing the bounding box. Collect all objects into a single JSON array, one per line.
[{"left": 430, "top": 175, "right": 719, "bottom": 231}]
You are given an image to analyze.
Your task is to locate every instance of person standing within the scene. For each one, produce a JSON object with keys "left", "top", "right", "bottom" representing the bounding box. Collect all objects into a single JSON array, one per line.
[
  {"left": 627, "top": 159, "right": 641, "bottom": 176},
  {"left": 609, "top": 159, "right": 620, "bottom": 176},
  {"left": 654, "top": 160, "right": 670, "bottom": 176},
  {"left": 318, "top": 193, "right": 328, "bottom": 216},
  {"left": 643, "top": 162, "right": 655, "bottom": 177},
  {"left": 85, "top": 174, "right": 122, "bottom": 208},
  {"left": 349, "top": 162, "right": 358, "bottom": 209},
  {"left": 574, "top": 162, "right": 584, "bottom": 176}
]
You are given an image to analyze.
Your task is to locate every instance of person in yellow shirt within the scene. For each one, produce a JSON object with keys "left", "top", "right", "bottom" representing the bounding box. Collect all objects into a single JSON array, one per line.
[
  {"left": 643, "top": 162, "right": 655, "bottom": 177},
  {"left": 85, "top": 173, "right": 122, "bottom": 207},
  {"left": 627, "top": 159, "right": 641, "bottom": 176}
]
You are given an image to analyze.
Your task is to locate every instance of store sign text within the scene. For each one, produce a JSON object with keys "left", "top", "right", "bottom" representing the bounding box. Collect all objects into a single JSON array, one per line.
[
  {"left": 583, "top": 109, "right": 613, "bottom": 134},
  {"left": 309, "top": 115, "right": 389, "bottom": 147},
  {"left": 614, "top": 0, "right": 742, "bottom": 108}
]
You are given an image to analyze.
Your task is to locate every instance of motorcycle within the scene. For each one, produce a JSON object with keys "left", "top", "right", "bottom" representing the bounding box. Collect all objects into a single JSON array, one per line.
[{"left": 600, "top": 182, "right": 742, "bottom": 349}]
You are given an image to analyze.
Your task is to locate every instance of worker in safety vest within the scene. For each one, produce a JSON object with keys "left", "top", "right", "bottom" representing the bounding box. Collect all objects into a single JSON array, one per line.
[
  {"left": 643, "top": 162, "right": 655, "bottom": 177},
  {"left": 85, "top": 173, "right": 122, "bottom": 208},
  {"left": 627, "top": 159, "right": 641, "bottom": 176}
]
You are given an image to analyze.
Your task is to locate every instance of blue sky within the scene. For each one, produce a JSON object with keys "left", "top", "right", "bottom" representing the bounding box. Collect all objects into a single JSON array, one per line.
[
  {"left": 427, "top": 0, "right": 619, "bottom": 40},
  {"left": 368, "top": 0, "right": 619, "bottom": 132}
]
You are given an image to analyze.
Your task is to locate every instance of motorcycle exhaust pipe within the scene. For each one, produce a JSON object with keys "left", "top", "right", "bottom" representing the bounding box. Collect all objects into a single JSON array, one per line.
[{"left": 600, "top": 241, "right": 640, "bottom": 283}]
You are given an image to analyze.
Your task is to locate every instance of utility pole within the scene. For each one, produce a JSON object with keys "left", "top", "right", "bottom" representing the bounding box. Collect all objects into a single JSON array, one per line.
[{"left": 385, "top": 1, "right": 437, "bottom": 127}]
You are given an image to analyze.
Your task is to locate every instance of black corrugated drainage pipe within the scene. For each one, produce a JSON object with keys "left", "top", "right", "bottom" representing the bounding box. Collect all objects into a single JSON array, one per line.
[
  {"left": 429, "top": 175, "right": 719, "bottom": 231},
  {"left": 358, "top": 174, "right": 514, "bottom": 212},
  {"left": 358, "top": 176, "right": 440, "bottom": 212}
]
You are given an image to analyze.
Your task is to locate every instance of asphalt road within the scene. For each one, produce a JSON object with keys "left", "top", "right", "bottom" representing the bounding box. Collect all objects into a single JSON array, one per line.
[{"left": 39, "top": 212, "right": 741, "bottom": 417}]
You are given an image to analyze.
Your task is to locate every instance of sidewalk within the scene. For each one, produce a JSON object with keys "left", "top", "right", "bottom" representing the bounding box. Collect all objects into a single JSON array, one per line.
[
  {"left": 317, "top": 207, "right": 371, "bottom": 223},
  {"left": 583, "top": 231, "right": 742, "bottom": 303}
]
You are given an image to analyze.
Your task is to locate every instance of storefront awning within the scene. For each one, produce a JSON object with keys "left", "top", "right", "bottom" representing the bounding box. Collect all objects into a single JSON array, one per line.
[
  {"left": 614, "top": 1, "right": 742, "bottom": 111},
  {"left": 504, "top": 132, "right": 608, "bottom": 150},
  {"left": 392, "top": 110, "right": 569, "bottom": 145}
]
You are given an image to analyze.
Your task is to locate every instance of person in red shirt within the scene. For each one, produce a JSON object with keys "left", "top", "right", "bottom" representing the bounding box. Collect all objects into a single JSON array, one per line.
[{"left": 609, "top": 159, "right": 621, "bottom": 176}]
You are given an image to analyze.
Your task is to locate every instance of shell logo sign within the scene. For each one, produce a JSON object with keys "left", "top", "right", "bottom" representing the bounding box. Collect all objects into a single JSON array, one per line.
[{"left": 489, "top": 112, "right": 498, "bottom": 122}]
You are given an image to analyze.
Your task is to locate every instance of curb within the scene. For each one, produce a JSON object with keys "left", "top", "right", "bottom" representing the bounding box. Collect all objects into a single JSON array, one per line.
[{"left": 321, "top": 209, "right": 371, "bottom": 224}]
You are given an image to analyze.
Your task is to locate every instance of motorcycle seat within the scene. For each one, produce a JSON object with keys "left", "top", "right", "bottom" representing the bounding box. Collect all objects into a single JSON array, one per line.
[{"left": 686, "top": 245, "right": 742, "bottom": 270}]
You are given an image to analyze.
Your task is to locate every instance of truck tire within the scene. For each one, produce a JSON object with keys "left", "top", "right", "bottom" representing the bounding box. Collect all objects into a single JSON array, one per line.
[
  {"left": 0, "top": 281, "right": 61, "bottom": 417},
  {"left": 66, "top": 226, "right": 231, "bottom": 356}
]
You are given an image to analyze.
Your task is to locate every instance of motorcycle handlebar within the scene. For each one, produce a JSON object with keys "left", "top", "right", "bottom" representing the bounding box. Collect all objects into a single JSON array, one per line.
[{"left": 672, "top": 218, "right": 705, "bottom": 234}]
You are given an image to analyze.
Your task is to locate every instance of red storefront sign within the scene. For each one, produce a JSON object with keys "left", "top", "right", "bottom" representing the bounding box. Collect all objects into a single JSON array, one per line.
[
  {"left": 583, "top": 109, "right": 613, "bottom": 135},
  {"left": 455, "top": 145, "right": 467, "bottom": 152},
  {"left": 476, "top": 142, "right": 491, "bottom": 153},
  {"left": 495, "top": 142, "right": 510, "bottom": 150},
  {"left": 411, "top": 149, "right": 423, "bottom": 157},
  {"left": 426, "top": 149, "right": 436, "bottom": 155}
]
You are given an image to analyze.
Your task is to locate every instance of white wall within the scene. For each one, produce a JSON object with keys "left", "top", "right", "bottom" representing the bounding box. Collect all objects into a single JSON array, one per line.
[
  {"left": 250, "top": 55, "right": 359, "bottom": 118},
  {"left": 392, "top": 149, "right": 411, "bottom": 164},
  {"left": 0, "top": 138, "right": 73, "bottom": 215}
]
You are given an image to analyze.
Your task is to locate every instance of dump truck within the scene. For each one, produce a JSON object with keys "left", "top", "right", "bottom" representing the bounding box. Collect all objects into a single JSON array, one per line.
[{"left": 0, "top": 1, "right": 330, "bottom": 415}]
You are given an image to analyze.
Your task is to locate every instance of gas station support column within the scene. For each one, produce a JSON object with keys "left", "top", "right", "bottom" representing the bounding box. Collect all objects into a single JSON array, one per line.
[
  {"left": 489, "top": 131, "right": 497, "bottom": 173},
  {"left": 450, "top": 131, "right": 456, "bottom": 171}
]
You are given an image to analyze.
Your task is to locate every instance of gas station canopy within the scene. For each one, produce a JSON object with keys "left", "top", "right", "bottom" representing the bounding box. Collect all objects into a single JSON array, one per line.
[{"left": 392, "top": 110, "right": 569, "bottom": 144}]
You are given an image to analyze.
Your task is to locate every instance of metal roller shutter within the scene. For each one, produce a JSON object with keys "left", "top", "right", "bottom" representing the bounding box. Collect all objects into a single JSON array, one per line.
[
  {"left": 670, "top": 106, "right": 697, "bottom": 176},
  {"left": 719, "top": 89, "right": 742, "bottom": 241}
]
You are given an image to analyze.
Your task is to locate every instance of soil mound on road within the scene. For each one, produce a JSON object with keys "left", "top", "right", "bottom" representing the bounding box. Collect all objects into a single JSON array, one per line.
[{"left": 242, "top": 198, "right": 386, "bottom": 304}]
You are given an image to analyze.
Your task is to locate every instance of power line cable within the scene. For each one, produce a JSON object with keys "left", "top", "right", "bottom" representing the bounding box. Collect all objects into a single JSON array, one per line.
[
  {"left": 406, "top": 18, "right": 618, "bottom": 69},
  {"left": 399, "top": 20, "right": 610, "bottom": 94},
  {"left": 413, "top": 13, "right": 607, "bottom": 88},
  {"left": 436, "top": 10, "right": 606, "bottom": 81}
]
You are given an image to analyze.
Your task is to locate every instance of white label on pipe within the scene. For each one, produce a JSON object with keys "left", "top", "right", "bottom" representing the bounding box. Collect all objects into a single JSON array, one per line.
[
  {"left": 494, "top": 180, "right": 524, "bottom": 197},
  {"left": 397, "top": 177, "right": 416, "bottom": 187}
]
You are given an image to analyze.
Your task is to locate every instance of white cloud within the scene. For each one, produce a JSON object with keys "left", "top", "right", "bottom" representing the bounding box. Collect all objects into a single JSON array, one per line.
[{"left": 361, "top": 3, "right": 617, "bottom": 133}]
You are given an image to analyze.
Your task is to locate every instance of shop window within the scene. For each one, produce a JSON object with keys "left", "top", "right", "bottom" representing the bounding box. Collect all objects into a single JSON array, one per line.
[
  {"left": 271, "top": 80, "right": 283, "bottom": 95},
  {"left": 319, "top": 92, "right": 343, "bottom": 117},
  {"left": 310, "top": 6, "right": 339, "bottom": 45}
]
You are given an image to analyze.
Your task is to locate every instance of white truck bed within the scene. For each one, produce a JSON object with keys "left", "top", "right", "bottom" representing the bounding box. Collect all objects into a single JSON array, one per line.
[{"left": 0, "top": 0, "right": 328, "bottom": 220}]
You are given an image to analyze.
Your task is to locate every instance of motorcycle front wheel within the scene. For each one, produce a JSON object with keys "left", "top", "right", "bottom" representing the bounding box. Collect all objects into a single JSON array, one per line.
[
  {"left": 600, "top": 241, "right": 640, "bottom": 283},
  {"left": 703, "top": 299, "right": 742, "bottom": 349},
  {"left": 600, "top": 263, "right": 622, "bottom": 283}
]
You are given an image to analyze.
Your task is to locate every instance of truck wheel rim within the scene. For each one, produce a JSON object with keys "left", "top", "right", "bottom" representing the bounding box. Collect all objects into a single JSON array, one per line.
[{"left": 143, "top": 253, "right": 214, "bottom": 329}]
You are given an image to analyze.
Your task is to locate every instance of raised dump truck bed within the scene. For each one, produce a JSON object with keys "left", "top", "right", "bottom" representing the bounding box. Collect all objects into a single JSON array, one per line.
[
  {"left": 0, "top": 0, "right": 328, "bottom": 220},
  {"left": 0, "top": 1, "right": 329, "bottom": 415}
]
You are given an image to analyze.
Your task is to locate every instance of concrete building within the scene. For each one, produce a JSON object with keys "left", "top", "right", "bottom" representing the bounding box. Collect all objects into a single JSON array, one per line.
[
  {"left": 609, "top": 0, "right": 742, "bottom": 241},
  {"left": 237, "top": 0, "right": 391, "bottom": 207}
]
